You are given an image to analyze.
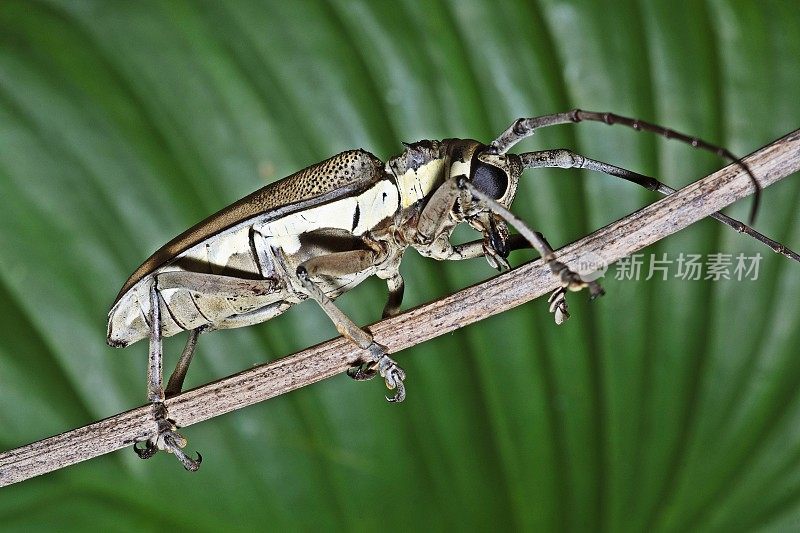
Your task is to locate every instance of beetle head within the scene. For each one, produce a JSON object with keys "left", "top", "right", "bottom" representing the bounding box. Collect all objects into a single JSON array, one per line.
[{"left": 452, "top": 146, "right": 523, "bottom": 267}]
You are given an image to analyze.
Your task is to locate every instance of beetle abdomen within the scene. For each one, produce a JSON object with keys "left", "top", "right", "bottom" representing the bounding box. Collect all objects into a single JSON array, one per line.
[{"left": 107, "top": 272, "right": 288, "bottom": 348}]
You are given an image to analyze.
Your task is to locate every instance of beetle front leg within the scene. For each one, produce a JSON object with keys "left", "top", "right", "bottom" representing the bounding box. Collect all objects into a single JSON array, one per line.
[
  {"left": 456, "top": 177, "right": 604, "bottom": 323},
  {"left": 133, "top": 283, "right": 202, "bottom": 470},
  {"left": 445, "top": 232, "right": 571, "bottom": 323},
  {"left": 294, "top": 253, "right": 406, "bottom": 402}
]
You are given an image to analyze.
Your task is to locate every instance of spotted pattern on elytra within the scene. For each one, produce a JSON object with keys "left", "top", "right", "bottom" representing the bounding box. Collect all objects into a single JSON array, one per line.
[{"left": 268, "top": 149, "right": 383, "bottom": 206}]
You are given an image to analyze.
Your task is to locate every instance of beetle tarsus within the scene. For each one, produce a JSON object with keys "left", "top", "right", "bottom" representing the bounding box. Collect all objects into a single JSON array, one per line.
[
  {"left": 134, "top": 402, "right": 202, "bottom": 471},
  {"left": 164, "top": 435, "right": 202, "bottom": 472},
  {"left": 379, "top": 356, "right": 407, "bottom": 403},
  {"left": 367, "top": 342, "right": 406, "bottom": 403}
]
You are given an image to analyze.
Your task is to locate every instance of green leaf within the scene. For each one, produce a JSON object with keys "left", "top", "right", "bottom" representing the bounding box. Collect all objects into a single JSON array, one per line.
[{"left": 0, "top": 0, "right": 798, "bottom": 530}]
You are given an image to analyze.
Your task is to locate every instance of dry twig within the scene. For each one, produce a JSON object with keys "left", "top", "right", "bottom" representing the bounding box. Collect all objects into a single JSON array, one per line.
[{"left": 1, "top": 129, "right": 798, "bottom": 488}]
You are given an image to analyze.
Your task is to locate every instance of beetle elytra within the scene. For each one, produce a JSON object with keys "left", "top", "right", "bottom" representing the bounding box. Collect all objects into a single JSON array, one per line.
[{"left": 108, "top": 109, "right": 798, "bottom": 471}]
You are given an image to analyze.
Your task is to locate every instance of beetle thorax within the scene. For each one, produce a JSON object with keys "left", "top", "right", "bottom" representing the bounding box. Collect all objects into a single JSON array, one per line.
[{"left": 386, "top": 139, "right": 482, "bottom": 208}]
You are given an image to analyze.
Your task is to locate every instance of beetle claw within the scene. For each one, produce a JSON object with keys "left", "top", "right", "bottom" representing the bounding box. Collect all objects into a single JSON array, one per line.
[
  {"left": 377, "top": 355, "right": 406, "bottom": 403},
  {"left": 133, "top": 439, "right": 158, "bottom": 460},
  {"left": 548, "top": 287, "right": 570, "bottom": 325},
  {"left": 162, "top": 433, "right": 203, "bottom": 472},
  {"left": 133, "top": 404, "right": 202, "bottom": 471}
]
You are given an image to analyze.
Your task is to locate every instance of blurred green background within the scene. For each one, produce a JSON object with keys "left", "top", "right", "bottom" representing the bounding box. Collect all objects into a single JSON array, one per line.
[{"left": 0, "top": 0, "right": 798, "bottom": 531}]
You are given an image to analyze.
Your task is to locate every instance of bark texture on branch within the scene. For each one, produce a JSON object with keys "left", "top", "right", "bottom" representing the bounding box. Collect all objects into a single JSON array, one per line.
[{"left": 1, "top": 129, "right": 798, "bottom": 488}]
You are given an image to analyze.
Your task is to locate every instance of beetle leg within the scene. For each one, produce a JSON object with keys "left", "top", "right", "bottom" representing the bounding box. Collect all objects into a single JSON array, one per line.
[
  {"left": 294, "top": 256, "right": 406, "bottom": 403},
  {"left": 298, "top": 248, "right": 380, "bottom": 278},
  {"left": 382, "top": 273, "right": 405, "bottom": 318},
  {"left": 146, "top": 282, "right": 164, "bottom": 405},
  {"left": 343, "top": 272, "right": 406, "bottom": 382},
  {"left": 415, "top": 178, "right": 460, "bottom": 245},
  {"left": 347, "top": 362, "right": 379, "bottom": 381},
  {"left": 134, "top": 283, "right": 202, "bottom": 471},
  {"left": 164, "top": 327, "right": 204, "bottom": 398},
  {"left": 457, "top": 177, "right": 604, "bottom": 323}
]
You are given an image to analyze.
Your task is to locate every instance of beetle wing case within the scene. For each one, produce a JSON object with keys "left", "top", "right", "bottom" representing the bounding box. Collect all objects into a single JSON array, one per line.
[{"left": 108, "top": 149, "right": 387, "bottom": 348}]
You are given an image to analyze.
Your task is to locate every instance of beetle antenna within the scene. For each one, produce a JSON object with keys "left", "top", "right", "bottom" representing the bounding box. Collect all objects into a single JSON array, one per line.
[
  {"left": 517, "top": 148, "right": 799, "bottom": 263},
  {"left": 491, "top": 109, "right": 761, "bottom": 224}
]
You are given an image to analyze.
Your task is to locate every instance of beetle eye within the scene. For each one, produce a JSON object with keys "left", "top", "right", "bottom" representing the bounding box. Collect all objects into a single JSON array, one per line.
[{"left": 471, "top": 163, "right": 508, "bottom": 200}]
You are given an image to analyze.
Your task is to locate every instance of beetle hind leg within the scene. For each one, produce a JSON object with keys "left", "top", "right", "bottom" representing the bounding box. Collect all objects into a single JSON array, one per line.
[
  {"left": 165, "top": 326, "right": 204, "bottom": 398},
  {"left": 134, "top": 283, "right": 202, "bottom": 471}
]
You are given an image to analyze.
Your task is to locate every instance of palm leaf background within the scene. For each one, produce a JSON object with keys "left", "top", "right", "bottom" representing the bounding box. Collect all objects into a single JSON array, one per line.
[{"left": 0, "top": 1, "right": 798, "bottom": 531}]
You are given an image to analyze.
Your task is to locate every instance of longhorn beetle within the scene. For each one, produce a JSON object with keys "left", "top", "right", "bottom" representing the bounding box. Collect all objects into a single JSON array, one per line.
[{"left": 108, "top": 109, "right": 799, "bottom": 470}]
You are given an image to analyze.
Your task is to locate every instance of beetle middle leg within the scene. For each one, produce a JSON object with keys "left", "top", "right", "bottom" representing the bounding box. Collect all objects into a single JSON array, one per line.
[
  {"left": 293, "top": 250, "right": 406, "bottom": 402},
  {"left": 342, "top": 273, "right": 406, "bottom": 382}
]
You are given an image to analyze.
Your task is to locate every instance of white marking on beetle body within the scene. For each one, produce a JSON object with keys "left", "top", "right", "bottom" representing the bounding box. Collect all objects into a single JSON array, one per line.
[
  {"left": 206, "top": 225, "right": 260, "bottom": 276},
  {"left": 259, "top": 179, "right": 398, "bottom": 251},
  {"left": 179, "top": 241, "right": 209, "bottom": 268},
  {"left": 398, "top": 159, "right": 444, "bottom": 207},
  {"left": 450, "top": 160, "right": 470, "bottom": 179},
  {"left": 356, "top": 180, "right": 399, "bottom": 234}
]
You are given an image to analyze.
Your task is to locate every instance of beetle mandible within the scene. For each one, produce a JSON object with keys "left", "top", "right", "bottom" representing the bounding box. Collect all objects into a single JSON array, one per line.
[{"left": 108, "top": 109, "right": 796, "bottom": 471}]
